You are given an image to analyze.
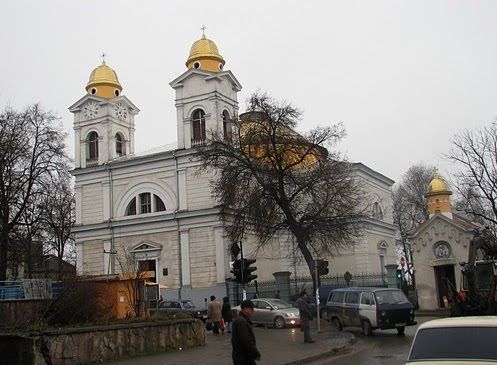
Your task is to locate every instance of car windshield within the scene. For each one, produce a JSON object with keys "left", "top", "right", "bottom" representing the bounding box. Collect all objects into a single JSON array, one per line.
[
  {"left": 181, "top": 300, "right": 195, "bottom": 309},
  {"left": 268, "top": 299, "right": 292, "bottom": 309},
  {"left": 374, "top": 289, "right": 409, "bottom": 304},
  {"left": 409, "top": 327, "right": 497, "bottom": 361}
]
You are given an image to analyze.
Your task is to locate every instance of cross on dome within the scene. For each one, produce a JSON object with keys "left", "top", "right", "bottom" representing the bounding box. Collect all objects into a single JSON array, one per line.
[
  {"left": 101, "top": 52, "right": 106, "bottom": 65},
  {"left": 200, "top": 24, "right": 207, "bottom": 36}
]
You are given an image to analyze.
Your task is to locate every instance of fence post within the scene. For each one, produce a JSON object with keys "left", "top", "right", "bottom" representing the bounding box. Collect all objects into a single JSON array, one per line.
[{"left": 273, "top": 271, "right": 291, "bottom": 302}]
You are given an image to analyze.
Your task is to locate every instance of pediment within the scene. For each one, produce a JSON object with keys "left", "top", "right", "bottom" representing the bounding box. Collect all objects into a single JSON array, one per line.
[
  {"left": 169, "top": 69, "right": 242, "bottom": 91},
  {"left": 409, "top": 214, "right": 466, "bottom": 239},
  {"left": 129, "top": 241, "right": 162, "bottom": 253},
  {"left": 68, "top": 94, "right": 107, "bottom": 112},
  {"left": 69, "top": 94, "right": 140, "bottom": 114}
]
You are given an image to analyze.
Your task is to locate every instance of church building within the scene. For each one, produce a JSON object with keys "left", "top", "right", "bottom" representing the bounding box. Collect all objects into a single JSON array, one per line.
[
  {"left": 409, "top": 172, "right": 478, "bottom": 310},
  {"left": 70, "top": 32, "right": 397, "bottom": 306}
]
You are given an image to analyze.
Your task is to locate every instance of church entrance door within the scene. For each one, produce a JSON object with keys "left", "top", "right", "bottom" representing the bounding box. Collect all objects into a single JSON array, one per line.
[
  {"left": 139, "top": 259, "right": 157, "bottom": 284},
  {"left": 434, "top": 264, "right": 455, "bottom": 308}
]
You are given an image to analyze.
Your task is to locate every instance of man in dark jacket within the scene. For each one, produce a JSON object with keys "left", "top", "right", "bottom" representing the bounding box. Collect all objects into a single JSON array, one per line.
[
  {"left": 296, "top": 291, "right": 314, "bottom": 343},
  {"left": 232, "top": 299, "right": 261, "bottom": 365}
]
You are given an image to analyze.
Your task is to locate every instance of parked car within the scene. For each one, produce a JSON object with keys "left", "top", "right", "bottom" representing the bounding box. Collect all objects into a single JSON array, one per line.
[
  {"left": 233, "top": 298, "right": 300, "bottom": 329},
  {"left": 152, "top": 300, "right": 208, "bottom": 321},
  {"left": 406, "top": 316, "right": 497, "bottom": 364},
  {"left": 324, "top": 287, "right": 416, "bottom": 336}
]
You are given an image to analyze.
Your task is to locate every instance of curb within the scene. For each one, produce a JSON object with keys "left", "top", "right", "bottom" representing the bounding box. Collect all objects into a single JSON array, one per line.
[{"left": 282, "top": 333, "right": 356, "bottom": 365}]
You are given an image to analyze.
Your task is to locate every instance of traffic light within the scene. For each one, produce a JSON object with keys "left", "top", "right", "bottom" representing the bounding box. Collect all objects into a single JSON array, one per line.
[
  {"left": 242, "top": 258, "right": 257, "bottom": 284},
  {"left": 396, "top": 269, "right": 402, "bottom": 287},
  {"left": 231, "top": 259, "right": 243, "bottom": 284},
  {"left": 317, "top": 259, "right": 329, "bottom": 276}
]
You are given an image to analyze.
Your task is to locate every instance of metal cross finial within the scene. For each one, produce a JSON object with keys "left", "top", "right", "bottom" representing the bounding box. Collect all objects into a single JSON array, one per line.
[
  {"left": 200, "top": 24, "right": 207, "bottom": 35},
  {"left": 101, "top": 52, "right": 106, "bottom": 64}
]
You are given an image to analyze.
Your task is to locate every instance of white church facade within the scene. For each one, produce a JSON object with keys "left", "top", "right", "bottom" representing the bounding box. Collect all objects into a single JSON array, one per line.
[{"left": 70, "top": 33, "right": 397, "bottom": 305}]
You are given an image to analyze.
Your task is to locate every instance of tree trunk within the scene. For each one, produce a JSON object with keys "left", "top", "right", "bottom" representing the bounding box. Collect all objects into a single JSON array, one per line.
[{"left": 0, "top": 221, "right": 9, "bottom": 280}]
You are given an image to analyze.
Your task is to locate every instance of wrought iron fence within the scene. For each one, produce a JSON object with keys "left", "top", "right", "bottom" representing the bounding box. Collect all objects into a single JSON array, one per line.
[{"left": 226, "top": 272, "right": 387, "bottom": 306}]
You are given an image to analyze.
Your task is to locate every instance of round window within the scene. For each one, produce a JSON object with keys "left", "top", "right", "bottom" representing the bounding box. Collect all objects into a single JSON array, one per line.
[
  {"left": 219, "top": 63, "right": 224, "bottom": 70},
  {"left": 115, "top": 89, "right": 120, "bottom": 97},
  {"left": 91, "top": 88, "right": 97, "bottom": 95},
  {"left": 194, "top": 62, "right": 200, "bottom": 69}
]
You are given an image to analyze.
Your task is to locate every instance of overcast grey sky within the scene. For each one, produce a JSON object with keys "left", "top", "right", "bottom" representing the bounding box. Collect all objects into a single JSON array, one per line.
[{"left": 1, "top": 0, "right": 496, "bottom": 182}]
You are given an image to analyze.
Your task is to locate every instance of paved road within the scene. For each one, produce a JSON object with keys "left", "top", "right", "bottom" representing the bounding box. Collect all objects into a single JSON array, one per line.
[{"left": 312, "top": 317, "right": 436, "bottom": 365}]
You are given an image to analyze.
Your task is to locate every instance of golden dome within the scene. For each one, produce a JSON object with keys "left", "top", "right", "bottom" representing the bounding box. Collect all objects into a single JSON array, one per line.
[
  {"left": 186, "top": 34, "right": 225, "bottom": 73},
  {"left": 426, "top": 173, "right": 451, "bottom": 196},
  {"left": 86, "top": 60, "right": 123, "bottom": 99}
]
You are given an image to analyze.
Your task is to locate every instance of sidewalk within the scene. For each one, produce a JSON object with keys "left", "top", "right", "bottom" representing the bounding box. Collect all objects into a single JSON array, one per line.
[{"left": 107, "top": 322, "right": 355, "bottom": 365}]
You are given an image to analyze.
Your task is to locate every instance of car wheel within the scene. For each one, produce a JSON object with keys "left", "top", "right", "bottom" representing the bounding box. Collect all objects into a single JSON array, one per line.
[
  {"left": 396, "top": 326, "right": 405, "bottom": 335},
  {"left": 273, "top": 316, "right": 286, "bottom": 329},
  {"left": 331, "top": 317, "right": 343, "bottom": 331},
  {"left": 361, "top": 320, "right": 373, "bottom": 336},
  {"left": 320, "top": 308, "right": 329, "bottom": 321}
]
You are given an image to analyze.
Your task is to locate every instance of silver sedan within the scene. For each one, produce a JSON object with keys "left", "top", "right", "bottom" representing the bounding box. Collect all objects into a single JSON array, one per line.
[{"left": 233, "top": 298, "right": 300, "bottom": 329}]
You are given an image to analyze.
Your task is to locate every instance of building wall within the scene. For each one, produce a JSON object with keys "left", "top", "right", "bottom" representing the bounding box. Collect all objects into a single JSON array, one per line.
[
  {"left": 410, "top": 216, "right": 473, "bottom": 310},
  {"left": 82, "top": 183, "right": 103, "bottom": 224}
]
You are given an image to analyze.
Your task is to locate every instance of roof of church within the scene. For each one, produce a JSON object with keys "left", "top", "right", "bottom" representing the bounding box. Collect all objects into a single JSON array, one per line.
[
  {"left": 409, "top": 211, "right": 478, "bottom": 238},
  {"left": 110, "top": 142, "right": 178, "bottom": 163}
]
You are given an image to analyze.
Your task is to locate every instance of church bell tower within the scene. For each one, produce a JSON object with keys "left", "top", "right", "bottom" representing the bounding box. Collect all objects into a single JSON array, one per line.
[
  {"left": 69, "top": 58, "right": 139, "bottom": 168},
  {"left": 170, "top": 29, "right": 242, "bottom": 149}
]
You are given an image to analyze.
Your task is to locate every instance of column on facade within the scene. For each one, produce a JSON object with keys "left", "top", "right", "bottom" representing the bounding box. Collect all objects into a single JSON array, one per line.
[
  {"left": 214, "top": 227, "right": 225, "bottom": 284},
  {"left": 180, "top": 229, "right": 191, "bottom": 287}
]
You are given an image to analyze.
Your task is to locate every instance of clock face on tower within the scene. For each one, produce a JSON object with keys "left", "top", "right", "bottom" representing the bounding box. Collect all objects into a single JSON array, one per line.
[
  {"left": 83, "top": 102, "right": 99, "bottom": 120},
  {"left": 114, "top": 102, "right": 128, "bottom": 121}
]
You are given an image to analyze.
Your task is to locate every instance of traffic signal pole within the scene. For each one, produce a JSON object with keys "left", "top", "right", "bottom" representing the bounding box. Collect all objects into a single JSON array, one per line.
[
  {"left": 240, "top": 240, "right": 247, "bottom": 300},
  {"left": 314, "top": 259, "right": 321, "bottom": 333}
]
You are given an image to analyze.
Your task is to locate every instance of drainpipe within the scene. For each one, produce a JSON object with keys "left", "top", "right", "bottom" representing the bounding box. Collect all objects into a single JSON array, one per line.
[
  {"left": 173, "top": 150, "right": 182, "bottom": 300},
  {"left": 105, "top": 162, "right": 115, "bottom": 274}
]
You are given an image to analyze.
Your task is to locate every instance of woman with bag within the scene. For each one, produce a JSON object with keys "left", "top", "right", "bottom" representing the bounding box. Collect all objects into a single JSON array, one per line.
[{"left": 222, "top": 296, "right": 233, "bottom": 334}]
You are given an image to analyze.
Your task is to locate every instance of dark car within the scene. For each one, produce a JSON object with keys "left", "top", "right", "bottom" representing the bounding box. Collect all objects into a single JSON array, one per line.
[
  {"left": 325, "top": 287, "right": 416, "bottom": 336},
  {"left": 153, "top": 300, "right": 208, "bottom": 321}
]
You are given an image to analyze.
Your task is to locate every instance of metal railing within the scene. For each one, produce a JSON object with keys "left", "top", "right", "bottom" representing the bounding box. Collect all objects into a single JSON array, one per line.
[{"left": 0, "top": 279, "right": 61, "bottom": 301}]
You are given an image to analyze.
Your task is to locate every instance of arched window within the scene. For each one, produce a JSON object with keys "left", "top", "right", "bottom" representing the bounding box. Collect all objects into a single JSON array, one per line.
[
  {"left": 155, "top": 194, "right": 166, "bottom": 211},
  {"left": 372, "top": 202, "right": 383, "bottom": 220},
  {"left": 378, "top": 241, "right": 388, "bottom": 275},
  {"left": 222, "top": 110, "right": 232, "bottom": 142},
  {"left": 124, "top": 193, "right": 166, "bottom": 216},
  {"left": 116, "top": 133, "right": 125, "bottom": 156},
  {"left": 126, "top": 198, "right": 136, "bottom": 216},
  {"left": 192, "top": 109, "right": 206, "bottom": 146},
  {"left": 87, "top": 131, "right": 99, "bottom": 165}
]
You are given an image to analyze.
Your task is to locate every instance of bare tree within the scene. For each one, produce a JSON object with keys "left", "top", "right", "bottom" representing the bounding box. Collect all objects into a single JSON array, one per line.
[
  {"left": 116, "top": 246, "right": 148, "bottom": 318},
  {"left": 40, "top": 172, "right": 75, "bottom": 280},
  {"left": 0, "top": 105, "right": 69, "bottom": 280},
  {"left": 197, "top": 92, "right": 366, "bottom": 291},
  {"left": 447, "top": 122, "right": 497, "bottom": 229},
  {"left": 392, "top": 163, "right": 433, "bottom": 284}
]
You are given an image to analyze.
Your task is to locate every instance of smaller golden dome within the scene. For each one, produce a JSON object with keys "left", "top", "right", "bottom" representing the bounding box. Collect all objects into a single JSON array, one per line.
[
  {"left": 86, "top": 60, "right": 123, "bottom": 99},
  {"left": 426, "top": 172, "right": 451, "bottom": 197},
  {"left": 186, "top": 34, "right": 225, "bottom": 73}
]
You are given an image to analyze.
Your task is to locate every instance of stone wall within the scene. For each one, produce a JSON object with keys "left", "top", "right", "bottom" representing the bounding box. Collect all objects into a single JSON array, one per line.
[
  {"left": 0, "top": 319, "right": 205, "bottom": 365},
  {"left": 0, "top": 299, "right": 50, "bottom": 328}
]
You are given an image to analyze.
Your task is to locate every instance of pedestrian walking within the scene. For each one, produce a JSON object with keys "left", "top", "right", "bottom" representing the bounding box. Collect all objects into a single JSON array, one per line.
[
  {"left": 296, "top": 291, "right": 314, "bottom": 343},
  {"left": 222, "top": 296, "right": 233, "bottom": 334},
  {"left": 208, "top": 295, "right": 222, "bottom": 334},
  {"left": 232, "top": 299, "right": 261, "bottom": 365}
]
